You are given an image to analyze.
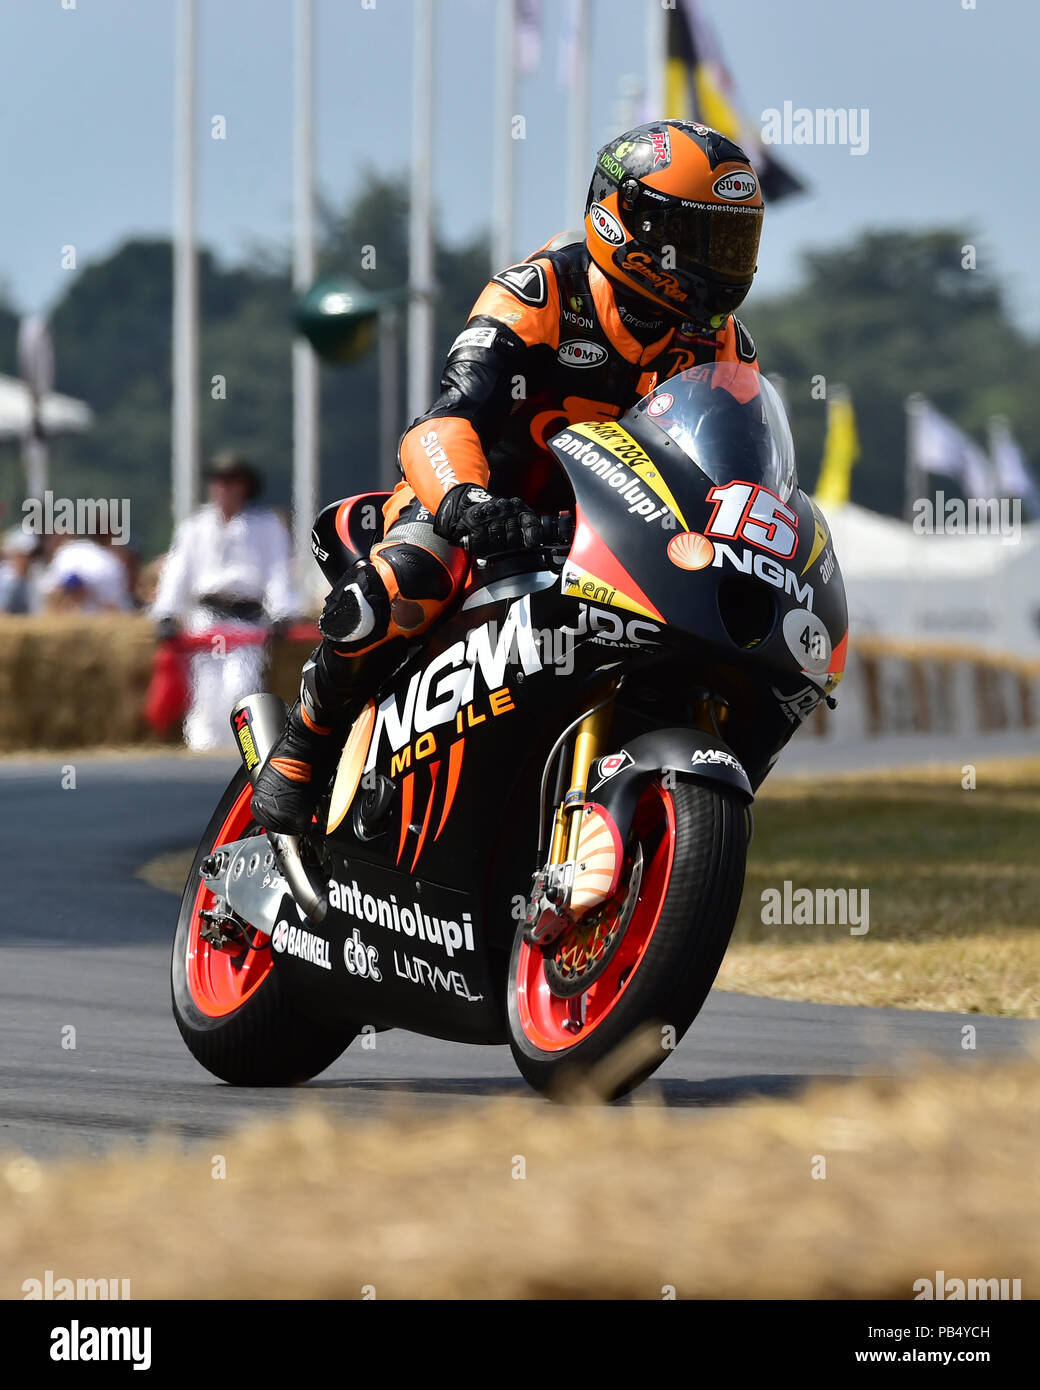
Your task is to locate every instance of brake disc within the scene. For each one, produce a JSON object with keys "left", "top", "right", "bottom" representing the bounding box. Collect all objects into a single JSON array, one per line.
[{"left": 544, "top": 843, "right": 644, "bottom": 998}]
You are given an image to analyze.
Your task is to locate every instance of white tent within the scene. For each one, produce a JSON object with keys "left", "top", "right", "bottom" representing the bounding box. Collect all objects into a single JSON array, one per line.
[
  {"left": 0, "top": 374, "right": 93, "bottom": 439},
  {"left": 822, "top": 500, "right": 1040, "bottom": 656}
]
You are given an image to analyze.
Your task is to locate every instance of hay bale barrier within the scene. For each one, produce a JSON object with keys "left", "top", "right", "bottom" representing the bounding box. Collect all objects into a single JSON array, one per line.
[
  {"left": 3, "top": 1059, "right": 1038, "bottom": 1299},
  {"left": 0, "top": 617, "right": 1035, "bottom": 753},
  {"left": 0, "top": 617, "right": 311, "bottom": 753}
]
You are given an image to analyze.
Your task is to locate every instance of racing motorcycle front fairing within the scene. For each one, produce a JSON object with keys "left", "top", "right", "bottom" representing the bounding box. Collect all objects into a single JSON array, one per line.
[{"left": 545, "top": 361, "right": 849, "bottom": 790}]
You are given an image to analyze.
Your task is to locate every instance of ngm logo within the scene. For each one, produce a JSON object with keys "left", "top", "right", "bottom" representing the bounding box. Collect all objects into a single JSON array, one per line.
[
  {"left": 668, "top": 532, "right": 815, "bottom": 610},
  {"left": 365, "top": 596, "right": 542, "bottom": 768}
]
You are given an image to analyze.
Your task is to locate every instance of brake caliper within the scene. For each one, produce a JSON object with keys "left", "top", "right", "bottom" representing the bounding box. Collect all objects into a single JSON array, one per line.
[{"left": 523, "top": 862, "right": 575, "bottom": 947}]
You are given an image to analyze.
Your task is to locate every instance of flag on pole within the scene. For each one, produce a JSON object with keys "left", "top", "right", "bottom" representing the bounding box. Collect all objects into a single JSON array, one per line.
[
  {"left": 815, "top": 386, "right": 859, "bottom": 508},
  {"left": 663, "top": 0, "right": 805, "bottom": 203},
  {"left": 516, "top": 0, "right": 542, "bottom": 75},
  {"left": 908, "top": 396, "right": 991, "bottom": 498},
  {"left": 558, "top": 0, "right": 581, "bottom": 87},
  {"left": 989, "top": 416, "right": 1040, "bottom": 517}
]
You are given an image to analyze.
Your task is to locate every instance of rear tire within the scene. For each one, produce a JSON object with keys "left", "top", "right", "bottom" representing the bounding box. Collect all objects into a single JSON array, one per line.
[
  {"left": 507, "top": 778, "right": 747, "bottom": 1100},
  {"left": 171, "top": 769, "right": 356, "bottom": 1085}
]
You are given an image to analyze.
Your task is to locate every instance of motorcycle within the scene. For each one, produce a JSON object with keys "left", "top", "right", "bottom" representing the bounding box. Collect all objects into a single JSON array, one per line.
[{"left": 171, "top": 361, "right": 848, "bottom": 1099}]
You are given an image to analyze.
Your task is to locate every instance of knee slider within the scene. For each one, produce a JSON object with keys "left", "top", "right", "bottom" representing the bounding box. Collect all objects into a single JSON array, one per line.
[{"left": 318, "top": 560, "right": 390, "bottom": 646}]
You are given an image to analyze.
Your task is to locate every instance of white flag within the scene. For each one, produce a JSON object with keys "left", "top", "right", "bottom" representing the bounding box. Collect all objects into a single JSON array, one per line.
[
  {"left": 909, "top": 396, "right": 991, "bottom": 497},
  {"left": 557, "top": 0, "right": 581, "bottom": 88},
  {"left": 990, "top": 417, "right": 1040, "bottom": 516},
  {"left": 516, "top": 0, "right": 542, "bottom": 75}
]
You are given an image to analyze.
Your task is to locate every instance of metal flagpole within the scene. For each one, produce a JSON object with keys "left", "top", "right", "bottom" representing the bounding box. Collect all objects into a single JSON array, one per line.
[
  {"left": 292, "top": 0, "right": 320, "bottom": 589},
  {"left": 904, "top": 393, "right": 925, "bottom": 524},
  {"left": 172, "top": 0, "right": 199, "bottom": 529},
  {"left": 566, "top": 0, "right": 590, "bottom": 227},
  {"left": 380, "top": 305, "right": 402, "bottom": 492},
  {"left": 644, "top": 0, "right": 667, "bottom": 120},
  {"left": 407, "top": 0, "right": 435, "bottom": 425},
  {"left": 492, "top": 0, "right": 517, "bottom": 273},
  {"left": 17, "top": 316, "right": 54, "bottom": 502}
]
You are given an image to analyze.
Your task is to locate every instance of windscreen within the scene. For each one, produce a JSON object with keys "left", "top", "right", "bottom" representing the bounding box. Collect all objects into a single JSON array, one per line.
[{"left": 633, "top": 362, "right": 797, "bottom": 501}]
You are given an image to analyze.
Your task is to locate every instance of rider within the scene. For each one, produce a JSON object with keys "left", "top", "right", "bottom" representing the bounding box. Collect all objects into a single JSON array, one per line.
[{"left": 251, "top": 118, "right": 765, "bottom": 834}]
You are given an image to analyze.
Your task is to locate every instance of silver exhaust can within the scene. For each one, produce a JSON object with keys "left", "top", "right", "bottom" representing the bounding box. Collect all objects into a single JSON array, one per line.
[{"left": 228, "top": 693, "right": 328, "bottom": 925}]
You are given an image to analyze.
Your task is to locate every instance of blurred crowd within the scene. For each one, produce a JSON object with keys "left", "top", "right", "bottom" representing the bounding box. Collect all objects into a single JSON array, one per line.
[
  {"left": 2, "top": 452, "right": 309, "bottom": 752},
  {"left": 0, "top": 526, "right": 145, "bottom": 614}
]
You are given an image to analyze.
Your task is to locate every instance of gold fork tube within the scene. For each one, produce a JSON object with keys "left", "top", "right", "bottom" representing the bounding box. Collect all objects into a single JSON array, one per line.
[{"left": 553, "top": 699, "right": 615, "bottom": 865}]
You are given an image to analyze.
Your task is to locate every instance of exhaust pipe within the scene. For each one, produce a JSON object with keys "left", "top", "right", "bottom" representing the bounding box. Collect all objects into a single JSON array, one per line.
[{"left": 230, "top": 694, "right": 328, "bottom": 925}]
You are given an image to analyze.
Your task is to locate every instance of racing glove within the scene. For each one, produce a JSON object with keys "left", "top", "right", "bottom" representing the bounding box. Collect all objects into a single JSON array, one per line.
[{"left": 433, "top": 484, "right": 542, "bottom": 558}]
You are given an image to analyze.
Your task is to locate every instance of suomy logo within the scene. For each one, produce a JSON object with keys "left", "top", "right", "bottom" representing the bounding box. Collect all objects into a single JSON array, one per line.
[
  {"left": 558, "top": 339, "right": 608, "bottom": 368},
  {"left": 713, "top": 169, "right": 758, "bottom": 201},
  {"left": 590, "top": 204, "right": 626, "bottom": 246}
]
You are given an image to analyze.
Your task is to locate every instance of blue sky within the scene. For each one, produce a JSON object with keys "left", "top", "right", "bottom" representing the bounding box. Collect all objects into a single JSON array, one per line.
[{"left": 3, "top": 0, "right": 1038, "bottom": 332}]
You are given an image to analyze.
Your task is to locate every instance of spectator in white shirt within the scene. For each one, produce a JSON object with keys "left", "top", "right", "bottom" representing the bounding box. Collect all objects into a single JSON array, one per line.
[
  {"left": 152, "top": 452, "right": 299, "bottom": 751},
  {"left": 40, "top": 534, "right": 131, "bottom": 613}
]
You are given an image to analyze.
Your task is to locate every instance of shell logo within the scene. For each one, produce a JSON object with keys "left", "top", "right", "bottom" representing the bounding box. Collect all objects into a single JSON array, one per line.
[{"left": 667, "top": 531, "right": 716, "bottom": 571}]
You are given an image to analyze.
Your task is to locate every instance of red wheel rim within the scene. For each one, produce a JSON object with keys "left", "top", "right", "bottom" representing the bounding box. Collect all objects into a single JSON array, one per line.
[
  {"left": 515, "top": 780, "right": 676, "bottom": 1052},
  {"left": 185, "top": 783, "right": 274, "bottom": 1017}
]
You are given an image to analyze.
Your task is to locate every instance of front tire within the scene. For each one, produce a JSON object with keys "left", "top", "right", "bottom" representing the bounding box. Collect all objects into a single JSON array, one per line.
[
  {"left": 507, "top": 778, "right": 747, "bottom": 1100},
  {"left": 171, "top": 769, "right": 355, "bottom": 1085}
]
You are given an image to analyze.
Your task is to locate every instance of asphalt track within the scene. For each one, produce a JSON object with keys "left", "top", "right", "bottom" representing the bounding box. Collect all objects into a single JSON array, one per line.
[{"left": 1, "top": 735, "right": 1036, "bottom": 1159}]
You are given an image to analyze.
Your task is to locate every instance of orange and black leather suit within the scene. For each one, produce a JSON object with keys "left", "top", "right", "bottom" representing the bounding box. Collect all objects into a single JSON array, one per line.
[{"left": 339, "top": 230, "right": 759, "bottom": 655}]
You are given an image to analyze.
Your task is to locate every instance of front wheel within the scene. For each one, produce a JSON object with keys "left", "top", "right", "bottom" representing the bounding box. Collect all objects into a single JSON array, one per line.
[
  {"left": 507, "top": 778, "right": 747, "bottom": 1100},
  {"left": 171, "top": 768, "right": 356, "bottom": 1085}
]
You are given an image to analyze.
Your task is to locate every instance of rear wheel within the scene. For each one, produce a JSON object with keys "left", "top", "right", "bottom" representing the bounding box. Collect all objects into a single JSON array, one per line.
[
  {"left": 507, "top": 778, "right": 747, "bottom": 1100},
  {"left": 171, "top": 769, "right": 355, "bottom": 1085}
]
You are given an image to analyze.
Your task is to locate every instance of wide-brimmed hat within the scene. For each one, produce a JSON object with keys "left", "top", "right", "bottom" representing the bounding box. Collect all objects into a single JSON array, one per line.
[{"left": 206, "top": 450, "right": 262, "bottom": 499}]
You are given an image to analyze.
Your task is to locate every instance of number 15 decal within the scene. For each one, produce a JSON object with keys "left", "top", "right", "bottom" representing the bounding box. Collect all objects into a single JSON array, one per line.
[{"left": 705, "top": 481, "right": 798, "bottom": 560}]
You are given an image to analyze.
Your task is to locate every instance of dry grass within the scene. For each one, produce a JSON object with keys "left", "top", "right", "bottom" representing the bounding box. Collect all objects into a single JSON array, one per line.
[
  {"left": 719, "top": 934, "right": 1040, "bottom": 1015},
  {"left": 3, "top": 1055, "right": 1039, "bottom": 1300},
  {"left": 137, "top": 847, "right": 198, "bottom": 896},
  {"left": 717, "top": 758, "right": 1040, "bottom": 1017}
]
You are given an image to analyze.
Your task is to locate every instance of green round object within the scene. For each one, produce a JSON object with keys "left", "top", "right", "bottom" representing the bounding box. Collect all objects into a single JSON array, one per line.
[{"left": 295, "top": 276, "right": 380, "bottom": 364}]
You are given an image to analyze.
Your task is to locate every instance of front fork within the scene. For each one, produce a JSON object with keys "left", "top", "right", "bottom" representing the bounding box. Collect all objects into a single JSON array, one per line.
[
  {"left": 524, "top": 691, "right": 731, "bottom": 947},
  {"left": 526, "top": 694, "right": 616, "bottom": 946}
]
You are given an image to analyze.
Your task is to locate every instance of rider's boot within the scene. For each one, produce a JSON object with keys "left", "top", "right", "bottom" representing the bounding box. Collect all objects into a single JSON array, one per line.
[{"left": 250, "top": 641, "right": 375, "bottom": 835}]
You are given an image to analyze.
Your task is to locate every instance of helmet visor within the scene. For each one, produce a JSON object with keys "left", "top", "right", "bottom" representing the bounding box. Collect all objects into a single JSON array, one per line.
[{"left": 623, "top": 187, "right": 763, "bottom": 283}]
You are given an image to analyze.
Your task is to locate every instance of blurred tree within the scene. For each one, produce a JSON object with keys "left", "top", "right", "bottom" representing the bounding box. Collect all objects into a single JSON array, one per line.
[
  {"left": 317, "top": 172, "right": 487, "bottom": 501},
  {"left": 746, "top": 228, "right": 1040, "bottom": 514}
]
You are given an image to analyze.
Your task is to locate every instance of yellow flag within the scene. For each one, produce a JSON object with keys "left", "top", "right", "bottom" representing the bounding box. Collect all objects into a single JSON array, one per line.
[
  {"left": 693, "top": 66, "right": 743, "bottom": 141},
  {"left": 816, "top": 389, "right": 859, "bottom": 507}
]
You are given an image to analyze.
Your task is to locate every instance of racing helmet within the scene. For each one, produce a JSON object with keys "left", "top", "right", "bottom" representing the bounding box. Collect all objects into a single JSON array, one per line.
[{"left": 585, "top": 120, "right": 764, "bottom": 327}]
